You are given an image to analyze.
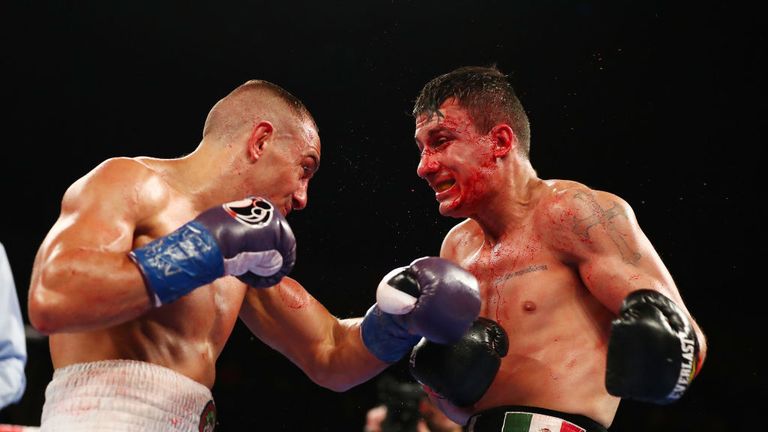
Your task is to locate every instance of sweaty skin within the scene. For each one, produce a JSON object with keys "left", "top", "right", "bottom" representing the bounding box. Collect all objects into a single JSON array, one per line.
[
  {"left": 30, "top": 109, "right": 387, "bottom": 393},
  {"left": 413, "top": 99, "right": 706, "bottom": 427}
]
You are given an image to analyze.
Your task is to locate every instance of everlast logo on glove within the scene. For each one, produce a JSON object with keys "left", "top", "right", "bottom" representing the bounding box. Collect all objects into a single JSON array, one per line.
[
  {"left": 606, "top": 289, "right": 701, "bottom": 404},
  {"left": 670, "top": 332, "right": 698, "bottom": 400},
  {"left": 223, "top": 197, "right": 274, "bottom": 227}
]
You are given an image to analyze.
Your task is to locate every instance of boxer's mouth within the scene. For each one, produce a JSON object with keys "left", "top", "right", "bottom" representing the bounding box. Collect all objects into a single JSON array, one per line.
[{"left": 435, "top": 179, "right": 455, "bottom": 193}]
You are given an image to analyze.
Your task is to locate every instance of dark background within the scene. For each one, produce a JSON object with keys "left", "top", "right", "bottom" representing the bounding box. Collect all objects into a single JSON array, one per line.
[{"left": 1, "top": 1, "right": 764, "bottom": 430}]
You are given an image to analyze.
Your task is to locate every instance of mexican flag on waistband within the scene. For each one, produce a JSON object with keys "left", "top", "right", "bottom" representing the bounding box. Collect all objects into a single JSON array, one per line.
[{"left": 502, "top": 412, "right": 586, "bottom": 432}]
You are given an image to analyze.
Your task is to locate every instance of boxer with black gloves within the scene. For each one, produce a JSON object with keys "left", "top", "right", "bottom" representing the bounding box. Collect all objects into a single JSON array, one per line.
[
  {"left": 406, "top": 66, "right": 707, "bottom": 432},
  {"left": 410, "top": 317, "right": 509, "bottom": 407},
  {"left": 606, "top": 289, "right": 702, "bottom": 404}
]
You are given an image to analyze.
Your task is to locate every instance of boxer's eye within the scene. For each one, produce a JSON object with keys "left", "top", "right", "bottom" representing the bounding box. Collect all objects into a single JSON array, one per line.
[
  {"left": 431, "top": 133, "right": 454, "bottom": 148},
  {"left": 301, "top": 157, "right": 318, "bottom": 179}
]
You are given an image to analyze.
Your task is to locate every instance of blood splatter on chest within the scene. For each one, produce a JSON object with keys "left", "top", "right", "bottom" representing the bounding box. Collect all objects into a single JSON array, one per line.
[{"left": 463, "top": 229, "right": 549, "bottom": 326}]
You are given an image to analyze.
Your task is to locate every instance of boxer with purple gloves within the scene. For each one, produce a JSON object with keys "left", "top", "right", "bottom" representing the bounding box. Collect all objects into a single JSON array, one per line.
[
  {"left": 130, "top": 196, "right": 296, "bottom": 306},
  {"left": 361, "top": 257, "right": 481, "bottom": 363}
]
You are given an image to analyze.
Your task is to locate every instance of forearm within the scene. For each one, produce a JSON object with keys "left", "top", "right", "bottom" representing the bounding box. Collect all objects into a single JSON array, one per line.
[
  {"left": 29, "top": 248, "right": 152, "bottom": 333},
  {"left": 240, "top": 283, "right": 389, "bottom": 392},
  {"left": 303, "top": 318, "right": 390, "bottom": 392}
]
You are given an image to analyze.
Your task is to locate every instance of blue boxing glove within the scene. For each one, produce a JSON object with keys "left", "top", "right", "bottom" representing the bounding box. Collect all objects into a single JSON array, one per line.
[
  {"left": 361, "top": 257, "right": 481, "bottom": 363},
  {"left": 129, "top": 197, "right": 296, "bottom": 306}
]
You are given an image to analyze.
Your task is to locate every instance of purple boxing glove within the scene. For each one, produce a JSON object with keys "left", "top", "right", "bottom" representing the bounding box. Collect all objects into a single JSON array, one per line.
[
  {"left": 129, "top": 197, "right": 296, "bottom": 306},
  {"left": 361, "top": 257, "right": 481, "bottom": 363}
]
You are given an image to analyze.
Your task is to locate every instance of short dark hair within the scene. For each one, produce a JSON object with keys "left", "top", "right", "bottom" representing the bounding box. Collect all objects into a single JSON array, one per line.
[
  {"left": 204, "top": 79, "right": 318, "bottom": 140},
  {"left": 239, "top": 79, "right": 318, "bottom": 131},
  {"left": 413, "top": 65, "right": 530, "bottom": 158}
]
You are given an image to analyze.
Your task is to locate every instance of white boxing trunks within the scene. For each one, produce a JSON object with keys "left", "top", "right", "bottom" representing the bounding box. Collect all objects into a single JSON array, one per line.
[{"left": 40, "top": 360, "right": 216, "bottom": 432}]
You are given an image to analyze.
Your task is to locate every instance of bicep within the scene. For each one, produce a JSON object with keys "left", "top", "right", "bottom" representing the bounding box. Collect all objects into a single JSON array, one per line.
[
  {"left": 33, "top": 169, "right": 141, "bottom": 283},
  {"left": 570, "top": 194, "right": 708, "bottom": 363},
  {"left": 28, "top": 160, "right": 163, "bottom": 331},
  {"left": 557, "top": 191, "right": 678, "bottom": 313},
  {"left": 45, "top": 159, "right": 161, "bottom": 251}
]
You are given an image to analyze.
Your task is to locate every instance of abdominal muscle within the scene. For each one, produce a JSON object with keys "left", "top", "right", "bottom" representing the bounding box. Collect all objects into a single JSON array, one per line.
[
  {"left": 49, "top": 278, "right": 246, "bottom": 389},
  {"left": 440, "top": 250, "right": 620, "bottom": 427}
]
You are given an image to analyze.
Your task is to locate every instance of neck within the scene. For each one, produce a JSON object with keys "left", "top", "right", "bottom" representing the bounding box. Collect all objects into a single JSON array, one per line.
[
  {"left": 470, "top": 157, "right": 542, "bottom": 244},
  {"left": 163, "top": 141, "right": 244, "bottom": 211}
]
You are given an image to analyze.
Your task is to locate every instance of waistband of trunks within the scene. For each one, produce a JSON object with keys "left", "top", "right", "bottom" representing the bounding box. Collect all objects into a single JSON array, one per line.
[{"left": 465, "top": 405, "right": 607, "bottom": 432}]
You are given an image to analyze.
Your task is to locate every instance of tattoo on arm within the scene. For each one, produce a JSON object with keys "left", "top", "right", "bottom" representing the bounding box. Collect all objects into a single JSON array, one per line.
[{"left": 571, "top": 192, "right": 641, "bottom": 264}]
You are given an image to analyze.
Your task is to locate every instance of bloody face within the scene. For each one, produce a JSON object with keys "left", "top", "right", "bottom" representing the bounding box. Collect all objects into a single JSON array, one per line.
[{"left": 414, "top": 98, "right": 498, "bottom": 217}]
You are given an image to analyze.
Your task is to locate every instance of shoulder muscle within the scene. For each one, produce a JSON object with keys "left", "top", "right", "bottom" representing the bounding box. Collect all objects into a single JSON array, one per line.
[
  {"left": 539, "top": 183, "right": 640, "bottom": 262},
  {"left": 441, "top": 219, "right": 482, "bottom": 261},
  {"left": 61, "top": 157, "right": 169, "bottom": 223}
]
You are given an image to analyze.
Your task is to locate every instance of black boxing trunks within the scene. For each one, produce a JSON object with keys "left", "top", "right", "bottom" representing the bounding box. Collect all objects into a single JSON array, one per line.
[{"left": 465, "top": 406, "right": 607, "bottom": 432}]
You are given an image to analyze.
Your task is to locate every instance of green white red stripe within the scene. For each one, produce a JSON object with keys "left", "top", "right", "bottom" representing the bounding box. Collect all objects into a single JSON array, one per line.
[{"left": 501, "top": 412, "right": 586, "bottom": 432}]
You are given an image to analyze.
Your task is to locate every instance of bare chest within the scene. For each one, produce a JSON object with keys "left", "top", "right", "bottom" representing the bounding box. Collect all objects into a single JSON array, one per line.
[
  {"left": 459, "top": 232, "right": 582, "bottom": 327},
  {"left": 137, "top": 205, "right": 247, "bottom": 350},
  {"left": 151, "top": 275, "right": 245, "bottom": 345}
]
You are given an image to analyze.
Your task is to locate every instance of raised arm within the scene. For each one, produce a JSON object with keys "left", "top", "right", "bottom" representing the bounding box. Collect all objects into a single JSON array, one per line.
[{"left": 28, "top": 158, "right": 160, "bottom": 333}]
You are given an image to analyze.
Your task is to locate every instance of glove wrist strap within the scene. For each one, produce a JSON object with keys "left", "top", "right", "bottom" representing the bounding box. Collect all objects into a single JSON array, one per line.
[
  {"left": 129, "top": 221, "right": 224, "bottom": 306},
  {"left": 361, "top": 305, "right": 421, "bottom": 363}
]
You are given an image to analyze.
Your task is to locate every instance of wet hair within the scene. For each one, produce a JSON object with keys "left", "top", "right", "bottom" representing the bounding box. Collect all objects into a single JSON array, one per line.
[{"left": 413, "top": 65, "right": 531, "bottom": 158}]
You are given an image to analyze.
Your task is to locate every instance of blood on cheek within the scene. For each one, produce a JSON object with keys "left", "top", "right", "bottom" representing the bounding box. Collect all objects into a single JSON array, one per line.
[
  {"left": 452, "top": 146, "right": 496, "bottom": 206},
  {"left": 453, "top": 169, "right": 487, "bottom": 206}
]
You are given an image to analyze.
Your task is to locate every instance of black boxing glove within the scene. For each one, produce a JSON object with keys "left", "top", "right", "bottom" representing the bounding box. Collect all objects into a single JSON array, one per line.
[
  {"left": 408, "top": 317, "right": 508, "bottom": 407},
  {"left": 606, "top": 289, "right": 701, "bottom": 404}
]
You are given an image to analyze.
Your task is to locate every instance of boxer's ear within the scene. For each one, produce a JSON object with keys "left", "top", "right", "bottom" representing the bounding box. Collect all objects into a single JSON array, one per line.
[
  {"left": 247, "top": 121, "right": 273, "bottom": 161},
  {"left": 490, "top": 124, "right": 515, "bottom": 158}
]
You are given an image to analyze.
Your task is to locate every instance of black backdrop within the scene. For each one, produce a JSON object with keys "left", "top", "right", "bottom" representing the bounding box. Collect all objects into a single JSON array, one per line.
[{"left": 1, "top": 1, "right": 764, "bottom": 430}]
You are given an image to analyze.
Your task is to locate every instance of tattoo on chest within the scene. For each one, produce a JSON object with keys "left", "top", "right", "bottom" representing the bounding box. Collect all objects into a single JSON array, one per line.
[
  {"left": 494, "top": 264, "right": 548, "bottom": 284},
  {"left": 571, "top": 192, "right": 641, "bottom": 264}
]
